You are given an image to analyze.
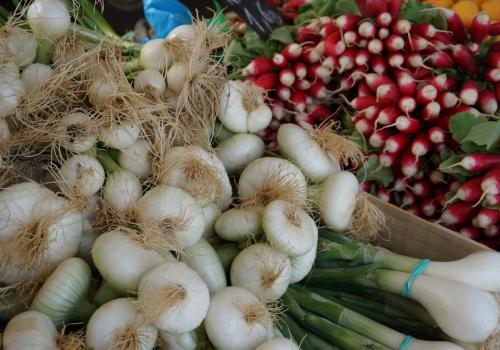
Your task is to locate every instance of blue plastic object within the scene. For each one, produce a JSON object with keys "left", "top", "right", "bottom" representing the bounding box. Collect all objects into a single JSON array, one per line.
[{"left": 143, "top": 0, "right": 192, "bottom": 41}]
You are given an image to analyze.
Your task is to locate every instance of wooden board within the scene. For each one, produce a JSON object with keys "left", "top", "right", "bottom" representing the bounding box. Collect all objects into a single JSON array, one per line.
[{"left": 371, "top": 197, "right": 490, "bottom": 261}]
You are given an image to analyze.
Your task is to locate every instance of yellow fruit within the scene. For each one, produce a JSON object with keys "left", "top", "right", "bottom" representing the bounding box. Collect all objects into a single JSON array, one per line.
[
  {"left": 452, "top": 0, "right": 480, "bottom": 28},
  {"left": 423, "top": 0, "right": 454, "bottom": 8},
  {"left": 482, "top": 0, "right": 500, "bottom": 21}
]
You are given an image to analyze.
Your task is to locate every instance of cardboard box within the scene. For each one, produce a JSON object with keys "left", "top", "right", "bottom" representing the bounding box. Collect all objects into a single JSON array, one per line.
[{"left": 372, "top": 197, "right": 490, "bottom": 260}]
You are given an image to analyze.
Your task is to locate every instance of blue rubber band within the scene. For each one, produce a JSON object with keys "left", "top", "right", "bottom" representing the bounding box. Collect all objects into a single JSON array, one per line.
[
  {"left": 398, "top": 336, "right": 415, "bottom": 350},
  {"left": 401, "top": 259, "right": 431, "bottom": 298}
]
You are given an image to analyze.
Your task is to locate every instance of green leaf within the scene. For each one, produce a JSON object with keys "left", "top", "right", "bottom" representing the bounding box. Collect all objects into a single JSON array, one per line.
[
  {"left": 294, "top": 10, "right": 318, "bottom": 26},
  {"left": 319, "top": 0, "right": 337, "bottom": 16},
  {"left": 243, "top": 31, "right": 268, "bottom": 56},
  {"left": 462, "top": 122, "right": 500, "bottom": 151},
  {"left": 439, "top": 154, "right": 470, "bottom": 177},
  {"left": 226, "top": 40, "right": 256, "bottom": 70},
  {"left": 312, "top": 0, "right": 325, "bottom": 10},
  {"left": 460, "top": 141, "right": 486, "bottom": 154},
  {"left": 449, "top": 112, "right": 488, "bottom": 143},
  {"left": 400, "top": 0, "right": 447, "bottom": 30},
  {"left": 350, "top": 129, "right": 368, "bottom": 153},
  {"left": 356, "top": 156, "right": 394, "bottom": 187},
  {"left": 334, "top": 0, "right": 360, "bottom": 15},
  {"left": 269, "top": 27, "right": 295, "bottom": 45}
]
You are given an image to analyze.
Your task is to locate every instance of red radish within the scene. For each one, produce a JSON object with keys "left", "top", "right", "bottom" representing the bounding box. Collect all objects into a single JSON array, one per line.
[
  {"left": 378, "top": 27, "right": 390, "bottom": 39},
  {"left": 484, "top": 226, "right": 499, "bottom": 239},
  {"left": 343, "top": 31, "right": 360, "bottom": 47},
  {"left": 358, "top": 21, "right": 377, "bottom": 38},
  {"left": 376, "top": 107, "right": 399, "bottom": 126},
  {"left": 315, "top": 41, "right": 325, "bottom": 57},
  {"left": 432, "top": 142, "right": 446, "bottom": 153},
  {"left": 291, "top": 90, "right": 307, "bottom": 112},
  {"left": 459, "top": 80, "right": 479, "bottom": 106},
  {"left": 414, "top": 170, "right": 425, "bottom": 180},
  {"left": 396, "top": 116, "right": 421, "bottom": 133},
  {"left": 376, "top": 187, "right": 391, "bottom": 203},
  {"left": 253, "top": 73, "right": 278, "bottom": 90},
  {"left": 347, "top": 95, "right": 377, "bottom": 111},
  {"left": 417, "top": 84, "right": 438, "bottom": 105},
  {"left": 358, "top": 39, "right": 368, "bottom": 48},
  {"left": 293, "top": 79, "right": 311, "bottom": 91},
  {"left": 467, "top": 42, "right": 480, "bottom": 55},
  {"left": 496, "top": 82, "right": 500, "bottom": 103},
  {"left": 450, "top": 104, "right": 481, "bottom": 117},
  {"left": 459, "top": 226, "right": 481, "bottom": 240},
  {"left": 385, "top": 34, "right": 405, "bottom": 51},
  {"left": 408, "top": 35, "right": 431, "bottom": 52},
  {"left": 322, "top": 56, "right": 337, "bottom": 71},
  {"left": 308, "top": 82, "right": 329, "bottom": 100},
  {"left": 360, "top": 181, "right": 372, "bottom": 192},
  {"left": 364, "top": 0, "right": 388, "bottom": 17},
  {"left": 437, "top": 92, "right": 459, "bottom": 109},
  {"left": 277, "top": 85, "right": 291, "bottom": 101},
  {"left": 412, "top": 23, "right": 437, "bottom": 39},
  {"left": 478, "top": 89, "right": 498, "bottom": 114},
  {"left": 458, "top": 154, "right": 500, "bottom": 173},
  {"left": 411, "top": 133, "right": 431, "bottom": 157},
  {"left": 406, "top": 53, "right": 430, "bottom": 69},
  {"left": 485, "top": 52, "right": 500, "bottom": 69},
  {"left": 320, "top": 23, "right": 339, "bottom": 37},
  {"left": 429, "top": 169, "right": 445, "bottom": 184},
  {"left": 422, "top": 102, "right": 441, "bottom": 122},
  {"left": 358, "top": 82, "right": 372, "bottom": 97},
  {"left": 297, "top": 27, "right": 322, "bottom": 45},
  {"left": 451, "top": 45, "right": 477, "bottom": 75},
  {"left": 388, "top": 0, "right": 403, "bottom": 18},
  {"left": 421, "top": 198, "right": 437, "bottom": 217},
  {"left": 401, "top": 148, "right": 421, "bottom": 177},
  {"left": 388, "top": 53, "right": 405, "bottom": 69},
  {"left": 362, "top": 105, "right": 381, "bottom": 120},
  {"left": 393, "top": 176, "right": 409, "bottom": 191},
  {"left": 376, "top": 12, "right": 392, "bottom": 27},
  {"left": 442, "top": 9, "right": 467, "bottom": 43},
  {"left": 471, "top": 12, "right": 492, "bottom": 43},
  {"left": 355, "top": 49, "right": 371, "bottom": 66},
  {"left": 338, "top": 48, "right": 357, "bottom": 72},
  {"left": 441, "top": 202, "right": 480, "bottom": 225},
  {"left": 272, "top": 53, "right": 288, "bottom": 68},
  {"left": 355, "top": 118, "right": 374, "bottom": 137},
  {"left": 485, "top": 68, "right": 500, "bottom": 83},
  {"left": 291, "top": 62, "right": 307, "bottom": 80},
  {"left": 302, "top": 46, "right": 321, "bottom": 64},
  {"left": 307, "top": 64, "right": 331, "bottom": 82},
  {"left": 383, "top": 134, "right": 410, "bottom": 153},
  {"left": 242, "top": 57, "right": 273, "bottom": 76},
  {"left": 398, "top": 96, "right": 417, "bottom": 114},
  {"left": 282, "top": 43, "right": 302, "bottom": 61},
  {"left": 369, "top": 128, "right": 392, "bottom": 148},
  {"left": 283, "top": 0, "right": 312, "bottom": 10},
  {"left": 336, "top": 74, "right": 355, "bottom": 93},
  {"left": 482, "top": 165, "right": 500, "bottom": 195},
  {"left": 402, "top": 191, "right": 416, "bottom": 207},
  {"left": 391, "top": 19, "right": 411, "bottom": 35},
  {"left": 450, "top": 181, "right": 461, "bottom": 192},
  {"left": 376, "top": 83, "right": 400, "bottom": 106},
  {"left": 427, "top": 126, "right": 446, "bottom": 144},
  {"left": 474, "top": 208, "right": 500, "bottom": 228},
  {"left": 367, "top": 38, "right": 383, "bottom": 54},
  {"left": 489, "top": 41, "right": 500, "bottom": 52},
  {"left": 336, "top": 14, "right": 362, "bottom": 31},
  {"left": 364, "top": 73, "right": 393, "bottom": 91},
  {"left": 411, "top": 67, "right": 432, "bottom": 80},
  {"left": 281, "top": 12, "right": 298, "bottom": 21},
  {"left": 429, "top": 51, "right": 454, "bottom": 69},
  {"left": 395, "top": 72, "right": 417, "bottom": 96},
  {"left": 279, "top": 68, "right": 296, "bottom": 87},
  {"left": 433, "top": 32, "right": 453, "bottom": 47},
  {"left": 379, "top": 151, "right": 399, "bottom": 167},
  {"left": 489, "top": 22, "right": 500, "bottom": 36},
  {"left": 308, "top": 104, "right": 333, "bottom": 122},
  {"left": 325, "top": 34, "right": 347, "bottom": 57},
  {"left": 271, "top": 99, "right": 286, "bottom": 120},
  {"left": 486, "top": 194, "right": 500, "bottom": 206},
  {"left": 436, "top": 74, "right": 457, "bottom": 90},
  {"left": 370, "top": 56, "right": 388, "bottom": 74},
  {"left": 451, "top": 177, "right": 484, "bottom": 202}
]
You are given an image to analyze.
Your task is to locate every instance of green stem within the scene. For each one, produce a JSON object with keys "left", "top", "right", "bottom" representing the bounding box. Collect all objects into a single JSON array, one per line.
[
  {"left": 279, "top": 313, "right": 341, "bottom": 350},
  {"left": 0, "top": 4, "right": 11, "bottom": 19},
  {"left": 122, "top": 58, "right": 141, "bottom": 75},
  {"left": 78, "top": 0, "right": 119, "bottom": 38},
  {"left": 35, "top": 39, "right": 54, "bottom": 65},
  {"left": 70, "top": 298, "right": 97, "bottom": 322},
  {"left": 96, "top": 149, "right": 122, "bottom": 173},
  {"left": 71, "top": 24, "right": 140, "bottom": 52},
  {"left": 285, "top": 293, "right": 391, "bottom": 350},
  {"left": 92, "top": 281, "right": 123, "bottom": 306},
  {"left": 306, "top": 264, "right": 381, "bottom": 288},
  {"left": 318, "top": 229, "right": 364, "bottom": 247}
]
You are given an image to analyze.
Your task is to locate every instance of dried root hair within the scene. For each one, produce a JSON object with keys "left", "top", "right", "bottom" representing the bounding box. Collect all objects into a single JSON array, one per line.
[
  {"left": 0, "top": 280, "right": 42, "bottom": 315},
  {"left": 255, "top": 246, "right": 290, "bottom": 293},
  {"left": 108, "top": 321, "right": 152, "bottom": 350},
  {"left": 136, "top": 283, "right": 187, "bottom": 324},
  {"left": 240, "top": 82, "right": 265, "bottom": 113},
  {"left": 349, "top": 192, "right": 387, "bottom": 241},
  {"left": 56, "top": 328, "right": 86, "bottom": 350},
  {"left": 309, "top": 123, "right": 365, "bottom": 169},
  {"left": 234, "top": 296, "right": 282, "bottom": 329}
]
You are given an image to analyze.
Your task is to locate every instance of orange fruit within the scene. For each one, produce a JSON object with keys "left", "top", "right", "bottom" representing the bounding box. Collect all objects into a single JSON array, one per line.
[
  {"left": 423, "top": 0, "right": 454, "bottom": 7},
  {"left": 481, "top": 0, "right": 500, "bottom": 21},
  {"left": 452, "top": 0, "right": 480, "bottom": 28}
]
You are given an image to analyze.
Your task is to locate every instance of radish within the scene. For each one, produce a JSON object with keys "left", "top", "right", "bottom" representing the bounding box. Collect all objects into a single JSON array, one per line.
[
  {"left": 283, "top": 0, "right": 313, "bottom": 10},
  {"left": 422, "top": 101, "right": 441, "bottom": 122},
  {"left": 338, "top": 48, "right": 357, "bottom": 72},
  {"left": 441, "top": 9, "right": 467, "bottom": 43},
  {"left": 364, "top": 0, "right": 388, "bottom": 17},
  {"left": 388, "top": 53, "right": 405, "bottom": 68},
  {"left": 322, "top": 56, "right": 337, "bottom": 71},
  {"left": 321, "top": 22, "right": 338, "bottom": 37},
  {"left": 272, "top": 53, "right": 288, "bottom": 68},
  {"left": 395, "top": 72, "right": 417, "bottom": 96},
  {"left": 457, "top": 154, "right": 500, "bottom": 173},
  {"left": 482, "top": 165, "right": 500, "bottom": 196},
  {"left": 490, "top": 22, "right": 500, "bottom": 36},
  {"left": 370, "top": 56, "right": 388, "bottom": 74},
  {"left": 471, "top": 13, "right": 490, "bottom": 43},
  {"left": 358, "top": 21, "right": 377, "bottom": 38},
  {"left": 484, "top": 226, "right": 499, "bottom": 238},
  {"left": 412, "top": 23, "right": 438, "bottom": 39},
  {"left": 375, "top": 106, "right": 398, "bottom": 126},
  {"left": 429, "top": 169, "right": 446, "bottom": 184},
  {"left": 388, "top": 0, "right": 403, "bottom": 18},
  {"left": 355, "top": 118, "right": 374, "bottom": 137},
  {"left": 427, "top": 126, "right": 446, "bottom": 144},
  {"left": 402, "top": 191, "right": 416, "bottom": 207},
  {"left": 376, "top": 83, "right": 400, "bottom": 106},
  {"left": 393, "top": 176, "right": 409, "bottom": 191},
  {"left": 367, "top": 38, "right": 383, "bottom": 54},
  {"left": 355, "top": 49, "right": 371, "bottom": 66},
  {"left": 413, "top": 180, "right": 432, "bottom": 198},
  {"left": 277, "top": 84, "right": 292, "bottom": 101},
  {"left": 485, "top": 68, "right": 500, "bottom": 83},
  {"left": 478, "top": 89, "right": 498, "bottom": 114},
  {"left": 467, "top": 42, "right": 480, "bottom": 55},
  {"left": 336, "top": 14, "right": 362, "bottom": 31},
  {"left": 429, "top": 51, "right": 454, "bottom": 69},
  {"left": 486, "top": 194, "right": 500, "bottom": 206},
  {"left": 450, "top": 45, "right": 477, "bottom": 75},
  {"left": 358, "top": 81, "right": 373, "bottom": 96},
  {"left": 283, "top": 43, "right": 302, "bottom": 61},
  {"left": 376, "top": 12, "right": 392, "bottom": 27},
  {"left": 474, "top": 208, "right": 500, "bottom": 228},
  {"left": 398, "top": 95, "right": 417, "bottom": 114},
  {"left": 379, "top": 151, "right": 399, "bottom": 167},
  {"left": 378, "top": 27, "right": 390, "bottom": 39},
  {"left": 301, "top": 46, "right": 321, "bottom": 64},
  {"left": 486, "top": 52, "right": 500, "bottom": 69},
  {"left": 385, "top": 34, "right": 405, "bottom": 51},
  {"left": 437, "top": 92, "right": 459, "bottom": 109},
  {"left": 364, "top": 73, "right": 393, "bottom": 91},
  {"left": 293, "top": 62, "right": 307, "bottom": 79},
  {"left": 421, "top": 198, "right": 437, "bottom": 217},
  {"left": 401, "top": 148, "right": 421, "bottom": 177},
  {"left": 406, "top": 53, "right": 430, "bottom": 70},
  {"left": 297, "top": 27, "right": 322, "bottom": 45},
  {"left": 308, "top": 82, "right": 329, "bottom": 100},
  {"left": 408, "top": 35, "right": 431, "bottom": 52},
  {"left": 369, "top": 129, "right": 392, "bottom": 148},
  {"left": 459, "top": 226, "right": 481, "bottom": 240},
  {"left": 377, "top": 187, "right": 391, "bottom": 202},
  {"left": 279, "top": 68, "right": 296, "bottom": 87},
  {"left": 411, "top": 133, "right": 431, "bottom": 157},
  {"left": 343, "top": 31, "right": 360, "bottom": 47},
  {"left": 307, "top": 64, "right": 332, "bottom": 82},
  {"left": 347, "top": 95, "right": 377, "bottom": 111},
  {"left": 242, "top": 57, "right": 274, "bottom": 77},
  {"left": 395, "top": 116, "right": 421, "bottom": 133},
  {"left": 360, "top": 105, "right": 380, "bottom": 121},
  {"left": 291, "top": 90, "right": 308, "bottom": 112},
  {"left": 293, "top": 79, "right": 312, "bottom": 91},
  {"left": 253, "top": 73, "right": 278, "bottom": 90},
  {"left": 417, "top": 84, "right": 438, "bottom": 105},
  {"left": 384, "top": 134, "right": 410, "bottom": 154},
  {"left": 325, "top": 33, "right": 346, "bottom": 57},
  {"left": 441, "top": 202, "right": 480, "bottom": 225},
  {"left": 391, "top": 19, "right": 411, "bottom": 35}
]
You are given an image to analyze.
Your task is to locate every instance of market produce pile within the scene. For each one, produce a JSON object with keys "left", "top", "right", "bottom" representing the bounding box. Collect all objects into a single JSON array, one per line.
[
  {"left": 1, "top": 0, "right": 500, "bottom": 350},
  {"left": 227, "top": 0, "right": 500, "bottom": 247}
]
